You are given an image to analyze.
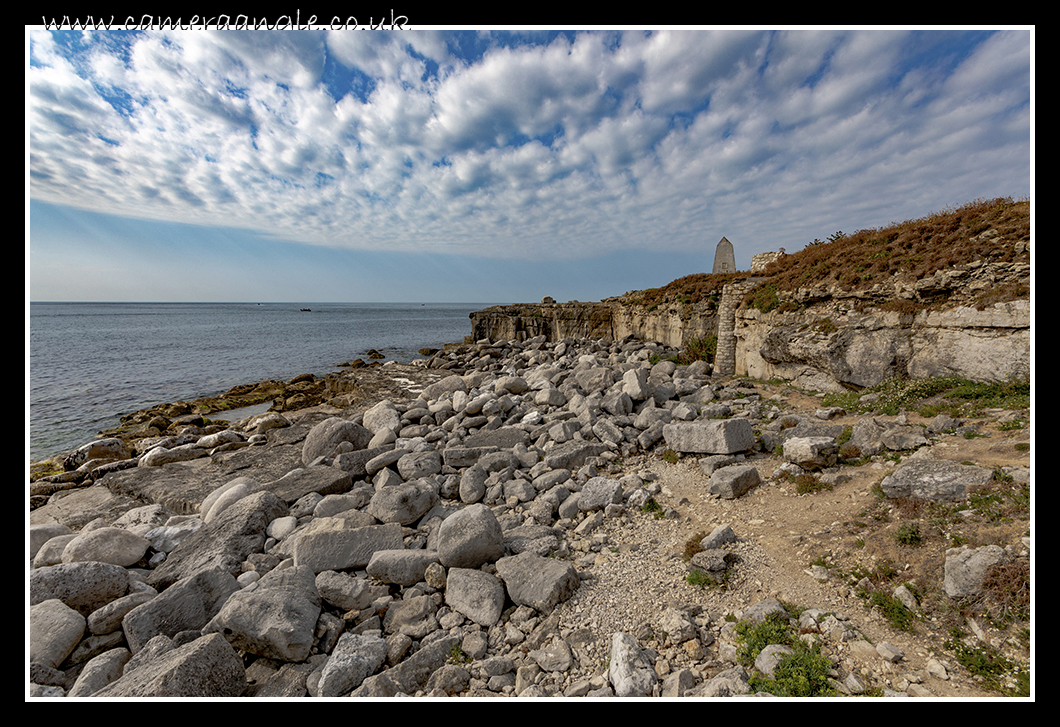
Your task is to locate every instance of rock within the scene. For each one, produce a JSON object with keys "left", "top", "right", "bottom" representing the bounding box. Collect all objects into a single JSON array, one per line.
[
  {"left": 436, "top": 503, "right": 505, "bottom": 569},
  {"left": 755, "top": 643, "right": 794, "bottom": 678},
  {"left": 146, "top": 490, "right": 288, "bottom": 590},
  {"left": 662, "top": 419, "right": 755, "bottom": 454},
  {"left": 708, "top": 464, "right": 761, "bottom": 499},
  {"left": 123, "top": 567, "right": 240, "bottom": 653},
  {"left": 30, "top": 561, "right": 131, "bottom": 617},
  {"left": 204, "top": 565, "right": 321, "bottom": 662},
  {"left": 781, "top": 436, "right": 838, "bottom": 470},
  {"left": 93, "top": 633, "right": 246, "bottom": 697},
  {"left": 880, "top": 459, "right": 995, "bottom": 502},
  {"left": 67, "top": 647, "right": 132, "bottom": 696},
  {"left": 318, "top": 632, "right": 388, "bottom": 697},
  {"left": 366, "top": 550, "right": 440, "bottom": 586},
  {"left": 316, "top": 570, "right": 374, "bottom": 612},
  {"left": 367, "top": 480, "right": 439, "bottom": 525},
  {"left": 362, "top": 400, "right": 402, "bottom": 435},
  {"left": 608, "top": 632, "right": 657, "bottom": 697},
  {"left": 289, "top": 520, "right": 404, "bottom": 573},
  {"left": 301, "top": 417, "right": 371, "bottom": 465},
  {"left": 350, "top": 635, "right": 459, "bottom": 697},
  {"left": 944, "top": 544, "right": 1008, "bottom": 597},
  {"left": 495, "top": 552, "right": 580, "bottom": 611},
  {"left": 30, "top": 598, "right": 86, "bottom": 669},
  {"left": 444, "top": 567, "right": 506, "bottom": 627},
  {"left": 578, "top": 477, "right": 623, "bottom": 511},
  {"left": 397, "top": 451, "right": 443, "bottom": 480},
  {"left": 61, "top": 526, "right": 151, "bottom": 567}
]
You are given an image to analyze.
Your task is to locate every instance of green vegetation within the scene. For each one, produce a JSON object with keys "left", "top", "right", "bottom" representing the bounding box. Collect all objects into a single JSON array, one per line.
[
  {"left": 747, "top": 641, "right": 838, "bottom": 697},
  {"left": 894, "top": 522, "right": 923, "bottom": 547},
  {"left": 686, "top": 569, "right": 713, "bottom": 588},
  {"left": 862, "top": 588, "right": 917, "bottom": 632},
  {"left": 735, "top": 611, "right": 838, "bottom": 697},
  {"left": 640, "top": 498, "right": 665, "bottom": 519},
  {"left": 822, "top": 375, "right": 1029, "bottom": 417},
  {"left": 944, "top": 629, "right": 1029, "bottom": 697},
  {"left": 448, "top": 645, "right": 472, "bottom": 665}
]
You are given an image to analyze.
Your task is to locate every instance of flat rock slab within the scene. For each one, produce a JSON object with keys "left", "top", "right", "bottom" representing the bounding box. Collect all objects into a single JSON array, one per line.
[
  {"left": 261, "top": 465, "right": 354, "bottom": 504},
  {"left": 95, "top": 444, "right": 303, "bottom": 515},
  {"left": 662, "top": 419, "right": 755, "bottom": 454},
  {"left": 290, "top": 520, "right": 404, "bottom": 573},
  {"left": 707, "top": 464, "right": 761, "bottom": 499},
  {"left": 880, "top": 458, "right": 994, "bottom": 501},
  {"left": 30, "top": 485, "right": 145, "bottom": 530}
]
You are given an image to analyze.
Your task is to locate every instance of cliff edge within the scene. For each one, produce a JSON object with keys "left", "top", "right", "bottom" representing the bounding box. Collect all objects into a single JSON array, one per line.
[{"left": 470, "top": 197, "right": 1030, "bottom": 391}]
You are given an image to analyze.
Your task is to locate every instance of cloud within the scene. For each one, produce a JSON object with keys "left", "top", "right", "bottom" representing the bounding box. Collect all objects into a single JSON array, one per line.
[{"left": 29, "top": 28, "right": 1031, "bottom": 264}]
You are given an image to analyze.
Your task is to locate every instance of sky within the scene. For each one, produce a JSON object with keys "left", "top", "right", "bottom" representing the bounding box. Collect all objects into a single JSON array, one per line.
[{"left": 26, "top": 26, "right": 1033, "bottom": 303}]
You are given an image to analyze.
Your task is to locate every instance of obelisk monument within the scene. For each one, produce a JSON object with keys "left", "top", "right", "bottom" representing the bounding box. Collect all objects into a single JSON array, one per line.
[{"left": 712, "top": 236, "right": 735, "bottom": 273}]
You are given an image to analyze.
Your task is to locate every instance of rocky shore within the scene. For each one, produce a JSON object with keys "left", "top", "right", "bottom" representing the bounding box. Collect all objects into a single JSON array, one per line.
[{"left": 28, "top": 335, "right": 1031, "bottom": 698}]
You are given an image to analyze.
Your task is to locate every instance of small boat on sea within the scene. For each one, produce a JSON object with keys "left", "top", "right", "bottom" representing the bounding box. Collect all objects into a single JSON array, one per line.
[{"left": 300, "top": 308, "right": 311, "bottom": 312}]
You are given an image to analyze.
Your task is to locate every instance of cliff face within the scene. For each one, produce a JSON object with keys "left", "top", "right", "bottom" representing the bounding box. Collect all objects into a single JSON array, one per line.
[
  {"left": 469, "top": 301, "right": 718, "bottom": 350},
  {"left": 468, "top": 259, "right": 1029, "bottom": 390},
  {"left": 737, "top": 300, "right": 1030, "bottom": 392}
]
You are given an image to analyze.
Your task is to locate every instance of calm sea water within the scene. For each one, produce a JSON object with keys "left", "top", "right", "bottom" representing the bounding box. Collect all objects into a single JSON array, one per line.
[{"left": 29, "top": 302, "right": 489, "bottom": 461}]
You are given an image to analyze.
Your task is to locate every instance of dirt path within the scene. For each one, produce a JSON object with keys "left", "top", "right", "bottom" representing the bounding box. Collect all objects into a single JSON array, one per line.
[{"left": 609, "top": 380, "right": 1031, "bottom": 697}]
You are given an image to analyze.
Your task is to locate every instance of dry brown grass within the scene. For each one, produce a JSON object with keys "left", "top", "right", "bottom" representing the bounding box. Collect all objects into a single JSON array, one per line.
[
  {"left": 758, "top": 196, "right": 1029, "bottom": 293},
  {"left": 616, "top": 196, "right": 1029, "bottom": 309},
  {"left": 617, "top": 271, "right": 744, "bottom": 308}
]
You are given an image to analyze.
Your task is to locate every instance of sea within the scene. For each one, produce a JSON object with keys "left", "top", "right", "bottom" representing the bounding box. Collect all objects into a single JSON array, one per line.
[{"left": 28, "top": 302, "right": 493, "bottom": 462}]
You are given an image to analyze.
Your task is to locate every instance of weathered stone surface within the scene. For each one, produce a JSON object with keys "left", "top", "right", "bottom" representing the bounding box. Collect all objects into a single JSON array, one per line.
[
  {"left": 436, "top": 503, "right": 505, "bottom": 569},
  {"left": 663, "top": 419, "right": 755, "bottom": 454},
  {"left": 263, "top": 465, "right": 354, "bottom": 504},
  {"left": 362, "top": 400, "right": 402, "bottom": 434},
  {"left": 291, "top": 520, "right": 404, "bottom": 573},
  {"left": 880, "top": 459, "right": 994, "bottom": 502},
  {"left": 61, "top": 526, "right": 151, "bottom": 567},
  {"left": 708, "top": 464, "right": 761, "bottom": 499},
  {"left": 782, "top": 436, "right": 838, "bottom": 470},
  {"left": 608, "top": 632, "right": 658, "bottom": 697},
  {"left": 495, "top": 552, "right": 580, "bottom": 611},
  {"left": 203, "top": 565, "right": 321, "bottom": 662},
  {"left": 397, "top": 451, "right": 443, "bottom": 480},
  {"left": 578, "top": 477, "right": 623, "bottom": 511},
  {"left": 315, "top": 570, "right": 374, "bottom": 612},
  {"left": 87, "top": 590, "right": 157, "bottom": 635},
  {"left": 30, "top": 561, "right": 131, "bottom": 617},
  {"left": 944, "top": 545, "right": 1008, "bottom": 597},
  {"left": 318, "top": 632, "right": 388, "bottom": 697},
  {"left": 123, "top": 567, "right": 240, "bottom": 653},
  {"left": 302, "top": 417, "right": 371, "bottom": 465},
  {"left": 147, "top": 490, "right": 288, "bottom": 590},
  {"left": 366, "top": 480, "right": 439, "bottom": 525},
  {"left": 366, "top": 549, "right": 440, "bottom": 586},
  {"left": 67, "top": 647, "right": 132, "bottom": 697},
  {"left": 445, "top": 568, "right": 505, "bottom": 627},
  {"left": 93, "top": 633, "right": 246, "bottom": 697},
  {"left": 30, "top": 598, "right": 86, "bottom": 669},
  {"left": 350, "top": 635, "right": 459, "bottom": 697}
]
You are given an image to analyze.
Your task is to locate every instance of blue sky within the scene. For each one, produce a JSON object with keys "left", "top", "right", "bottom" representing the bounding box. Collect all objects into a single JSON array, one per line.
[{"left": 27, "top": 27, "right": 1032, "bottom": 303}]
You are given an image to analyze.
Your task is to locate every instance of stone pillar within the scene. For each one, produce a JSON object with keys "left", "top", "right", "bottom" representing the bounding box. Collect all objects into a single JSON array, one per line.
[{"left": 714, "top": 279, "right": 763, "bottom": 377}]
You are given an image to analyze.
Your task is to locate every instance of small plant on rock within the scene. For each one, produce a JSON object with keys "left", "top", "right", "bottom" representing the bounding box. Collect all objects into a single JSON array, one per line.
[{"left": 641, "top": 498, "right": 665, "bottom": 519}]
